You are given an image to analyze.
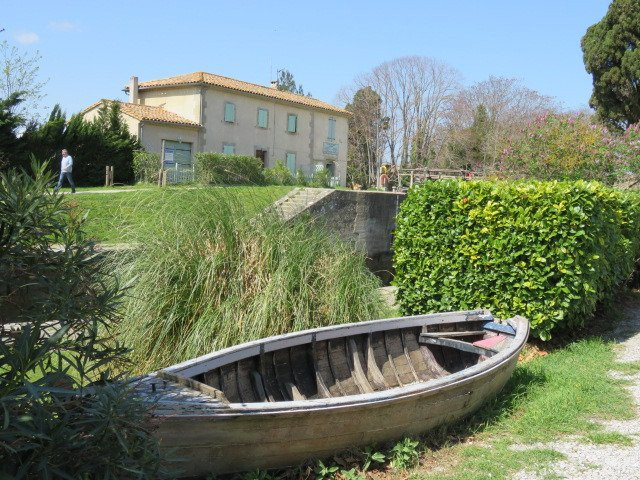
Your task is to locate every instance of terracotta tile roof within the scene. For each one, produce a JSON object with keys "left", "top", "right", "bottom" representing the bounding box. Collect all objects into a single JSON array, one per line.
[
  {"left": 131, "top": 71, "right": 350, "bottom": 116},
  {"left": 83, "top": 100, "right": 201, "bottom": 127}
]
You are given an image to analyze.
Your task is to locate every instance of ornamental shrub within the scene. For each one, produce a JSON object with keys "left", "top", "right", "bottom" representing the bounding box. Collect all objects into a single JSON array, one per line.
[
  {"left": 499, "top": 114, "right": 640, "bottom": 185},
  {"left": 310, "top": 167, "right": 331, "bottom": 188},
  {"left": 194, "top": 152, "right": 266, "bottom": 185},
  {"left": 393, "top": 180, "right": 640, "bottom": 339},
  {"left": 0, "top": 161, "right": 162, "bottom": 477},
  {"left": 264, "top": 160, "right": 295, "bottom": 185},
  {"left": 133, "top": 150, "right": 160, "bottom": 183}
]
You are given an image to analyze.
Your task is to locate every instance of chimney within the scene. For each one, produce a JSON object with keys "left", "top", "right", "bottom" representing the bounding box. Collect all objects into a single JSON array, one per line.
[
  {"left": 270, "top": 80, "right": 278, "bottom": 89},
  {"left": 129, "top": 76, "right": 139, "bottom": 103}
]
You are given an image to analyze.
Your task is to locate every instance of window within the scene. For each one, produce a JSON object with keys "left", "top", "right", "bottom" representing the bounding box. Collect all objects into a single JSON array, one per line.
[
  {"left": 286, "top": 152, "right": 296, "bottom": 173},
  {"left": 328, "top": 118, "right": 336, "bottom": 140},
  {"left": 287, "top": 113, "right": 297, "bottom": 133},
  {"left": 223, "top": 144, "right": 235, "bottom": 154},
  {"left": 257, "top": 108, "right": 268, "bottom": 128},
  {"left": 224, "top": 102, "right": 236, "bottom": 123}
]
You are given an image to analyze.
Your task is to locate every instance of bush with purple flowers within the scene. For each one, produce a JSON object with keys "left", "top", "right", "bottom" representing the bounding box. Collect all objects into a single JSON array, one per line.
[{"left": 498, "top": 114, "right": 640, "bottom": 185}]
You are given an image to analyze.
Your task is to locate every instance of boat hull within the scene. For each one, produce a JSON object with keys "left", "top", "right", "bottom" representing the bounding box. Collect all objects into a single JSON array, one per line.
[{"left": 152, "top": 324, "right": 524, "bottom": 476}]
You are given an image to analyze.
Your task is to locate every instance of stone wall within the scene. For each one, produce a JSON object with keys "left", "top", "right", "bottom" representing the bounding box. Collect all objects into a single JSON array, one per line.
[{"left": 304, "top": 190, "right": 406, "bottom": 283}]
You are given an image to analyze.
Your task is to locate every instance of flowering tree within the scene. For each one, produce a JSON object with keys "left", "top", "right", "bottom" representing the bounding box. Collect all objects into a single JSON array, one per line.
[{"left": 498, "top": 114, "right": 640, "bottom": 185}]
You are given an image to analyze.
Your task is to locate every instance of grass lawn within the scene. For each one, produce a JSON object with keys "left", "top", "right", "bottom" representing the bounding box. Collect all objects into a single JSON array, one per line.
[
  {"left": 404, "top": 337, "right": 637, "bottom": 480},
  {"left": 65, "top": 185, "right": 292, "bottom": 243}
]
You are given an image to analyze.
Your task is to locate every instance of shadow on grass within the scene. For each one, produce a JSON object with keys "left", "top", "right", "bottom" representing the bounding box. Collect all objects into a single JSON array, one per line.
[{"left": 418, "top": 366, "right": 546, "bottom": 451}]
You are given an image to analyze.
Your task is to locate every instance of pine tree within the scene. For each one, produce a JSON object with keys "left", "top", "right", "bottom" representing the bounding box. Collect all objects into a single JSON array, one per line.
[{"left": 582, "top": 0, "right": 640, "bottom": 128}]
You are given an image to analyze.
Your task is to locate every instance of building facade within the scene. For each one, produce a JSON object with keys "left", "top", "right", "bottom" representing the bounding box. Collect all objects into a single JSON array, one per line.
[{"left": 83, "top": 72, "right": 350, "bottom": 185}]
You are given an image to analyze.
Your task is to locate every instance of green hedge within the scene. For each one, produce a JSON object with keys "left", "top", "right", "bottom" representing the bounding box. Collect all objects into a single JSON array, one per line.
[
  {"left": 393, "top": 180, "right": 640, "bottom": 339},
  {"left": 194, "top": 153, "right": 266, "bottom": 185}
]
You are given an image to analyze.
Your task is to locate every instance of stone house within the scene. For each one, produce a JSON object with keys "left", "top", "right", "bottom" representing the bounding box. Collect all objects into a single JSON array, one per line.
[{"left": 82, "top": 72, "right": 350, "bottom": 185}]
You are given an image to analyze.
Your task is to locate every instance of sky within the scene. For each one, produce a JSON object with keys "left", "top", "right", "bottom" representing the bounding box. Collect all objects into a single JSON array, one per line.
[{"left": 5, "top": 0, "right": 611, "bottom": 118}]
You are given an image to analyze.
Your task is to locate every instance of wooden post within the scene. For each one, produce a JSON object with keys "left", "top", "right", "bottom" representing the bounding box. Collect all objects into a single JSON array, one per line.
[
  {"left": 105, "top": 166, "right": 114, "bottom": 186},
  {"left": 410, "top": 170, "right": 414, "bottom": 188}
]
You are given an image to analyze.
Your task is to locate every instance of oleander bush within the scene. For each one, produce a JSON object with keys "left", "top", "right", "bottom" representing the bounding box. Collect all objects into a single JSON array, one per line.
[
  {"left": 0, "top": 161, "right": 162, "bottom": 478},
  {"left": 194, "top": 152, "right": 266, "bottom": 185},
  {"left": 393, "top": 179, "right": 640, "bottom": 339}
]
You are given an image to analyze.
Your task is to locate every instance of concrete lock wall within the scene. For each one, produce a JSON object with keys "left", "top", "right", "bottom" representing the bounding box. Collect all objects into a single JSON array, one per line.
[{"left": 304, "top": 190, "right": 406, "bottom": 283}]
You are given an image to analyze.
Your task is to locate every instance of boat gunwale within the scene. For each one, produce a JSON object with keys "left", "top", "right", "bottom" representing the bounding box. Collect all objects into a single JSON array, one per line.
[
  {"left": 165, "top": 310, "right": 490, "bottom": 377},
  {"left": 146, "top": 312, "right": 529, "bottom": 416}
]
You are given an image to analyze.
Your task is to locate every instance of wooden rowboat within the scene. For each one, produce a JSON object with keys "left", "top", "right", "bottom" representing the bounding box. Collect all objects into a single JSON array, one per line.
[{"left": 135, "top": 310, "right": 528, "bottom": 476}]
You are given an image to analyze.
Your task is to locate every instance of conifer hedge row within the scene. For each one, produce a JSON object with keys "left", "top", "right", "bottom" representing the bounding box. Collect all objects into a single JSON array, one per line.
[{"left": 393, "top": 180, "right": 640, "bottom": 339}]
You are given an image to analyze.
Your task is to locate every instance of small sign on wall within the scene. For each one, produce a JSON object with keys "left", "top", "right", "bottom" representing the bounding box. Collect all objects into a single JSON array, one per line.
[
  {"left": 323, "top": 142, "right": 338, "bottom": 156},
  {"left": 164, "top": 146, "right": 175, "bottom": 167}
]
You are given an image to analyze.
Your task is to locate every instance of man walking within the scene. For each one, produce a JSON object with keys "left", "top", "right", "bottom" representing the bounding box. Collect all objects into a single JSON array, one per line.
[{"left": 55, "top": 149, "right": 76, "bottom": 193}]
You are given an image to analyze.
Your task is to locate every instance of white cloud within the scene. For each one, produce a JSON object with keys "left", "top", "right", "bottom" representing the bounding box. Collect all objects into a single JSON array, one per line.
[
  {"left": 49, "top": 21, "right": 79, "bottom": 32},
  {"left": 15, "top": 32, "right": 39, "bottom": 44}
]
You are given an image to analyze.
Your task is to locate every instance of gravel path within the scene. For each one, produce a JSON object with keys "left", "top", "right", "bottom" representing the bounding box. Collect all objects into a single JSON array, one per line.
[{"left": 513, "top": 298, "right": 640, "bottom": 480}]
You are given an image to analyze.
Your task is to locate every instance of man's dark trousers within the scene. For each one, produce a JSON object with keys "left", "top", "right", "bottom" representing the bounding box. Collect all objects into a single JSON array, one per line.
[{"left": 55, "top": 172, "right": 76, "bottom": 193}]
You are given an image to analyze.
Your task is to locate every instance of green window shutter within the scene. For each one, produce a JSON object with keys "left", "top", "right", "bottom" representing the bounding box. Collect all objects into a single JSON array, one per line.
[
  {"left": 224, "top": 102, "right": 236, "bottom": 123},
  {"left": 328, "top": 118, "right": 336, "bottom": 140},
  {"left": 257, "top": 108, "right": 268, "bottom": 128},
  {"left": 223, "top": 144, "right": 235, "bottom": 154},
  {"left": 287, "top": 114, "right": 297, "bottom": 133},
  {"left": 286, "top": 153, "right": 296, "bottom": 173}
]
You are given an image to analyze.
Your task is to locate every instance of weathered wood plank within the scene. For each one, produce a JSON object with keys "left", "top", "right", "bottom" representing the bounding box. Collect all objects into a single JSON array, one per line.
[
  {"left": 347, "top": 338, "right": 374, "bottom": 393},
  {"left": 372, "top": 331, "right": 400, "bottom": 386},
  {"left": 400, "top": 329, "right": 420, "bottom": 383},
  {"left": 219, "top": 364, "right": 241, "bottom": 402},
  {"left": 260, "top": 352, "right": 284, "bottom": 402},
  {"left": 236, "top": 359, "right": 257, "bottom": 403},
  {"left": 315, "top": 340, "right": 345, "bottom": 397},
  {"left": 289, "top": 345, "right": 317, "bottom": 399},
  {"left": 328, "top": 339, "right": 360, "bottom": 395},
  {"left": 419, "top": 335, "right": 497, "bottom": 357},
  {"left": 365, "top": 334, "right": 389, "bottom": 390},
  {"left": 273, "top": 349, "right": 296, "bottom": 401},
  {"left": 202, "top": 368, "right": 221, "bottom": 390},
  {"left": 251, "top": 371, "right": 267, "bottom": 402},
  {"left": 482, "top": 321, "right": 516, "bottom": 335},
  {"left": 310, "top": 340, "right": 332, "bottom": 398},
  {"left": 156, "top": 370, "right": 229, "bottom": 405},
  {"left": 423, "top": 330, "right": 486, "bottom": 338},
  {"left": 401, "top": 329, "right": 432, "bottom": 381},
  {"left": 384, "top": 331, "right": 415, "bottom": 385}
]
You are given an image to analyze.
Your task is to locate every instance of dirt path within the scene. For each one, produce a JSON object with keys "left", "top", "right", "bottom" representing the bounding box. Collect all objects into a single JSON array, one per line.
[{"left": 514, "top": 298, "right": 640, "bottom": 479}]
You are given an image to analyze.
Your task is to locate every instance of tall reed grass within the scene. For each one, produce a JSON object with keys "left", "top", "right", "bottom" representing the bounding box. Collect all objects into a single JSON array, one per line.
[{"left": 112, "top": 187, "right": 385, "bottom": 373}]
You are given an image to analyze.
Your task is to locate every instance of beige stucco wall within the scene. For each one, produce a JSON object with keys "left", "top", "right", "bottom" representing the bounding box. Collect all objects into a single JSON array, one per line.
[
  {"left": 201, "top": 87, "right": 348, "bottom": 184},
  {"left": 138, "top": 86, "right": 201, "bottom": 125}
]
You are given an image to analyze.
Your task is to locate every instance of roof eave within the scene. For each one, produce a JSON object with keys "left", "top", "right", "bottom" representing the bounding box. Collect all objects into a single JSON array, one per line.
[
  {"left": 139, "top": 119, "right": 203, "bottom": 129},
  {"left": 137, "top": 82, "right": 351, "bottom": 117}
]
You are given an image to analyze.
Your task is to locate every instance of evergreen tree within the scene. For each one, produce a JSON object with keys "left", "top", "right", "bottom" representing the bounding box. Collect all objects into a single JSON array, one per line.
[
  {"left": 469, "top": 104, "right": 490, "bottom": 165},
  {"left": 276, "top": 69, "right": 311, "bottom": 97},
  {"left": 0, "top": 92, "right": 26, "bottom": 169},
  {"left": 3, "top": 101, "right": 141, "bottom": 185},
  {"left": 582, "top": 0, "right": 640, "bottom": 128},
  {"left": 345, "top": 87, "right": 383, "bottom": 188},
  {"left": 64, "top": 102, "right": 140, "bottom": 185}
]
